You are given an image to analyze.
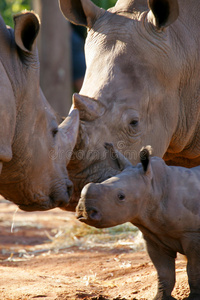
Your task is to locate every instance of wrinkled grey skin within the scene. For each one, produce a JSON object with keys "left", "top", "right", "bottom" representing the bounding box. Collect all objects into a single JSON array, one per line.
[
  {"left": 77, "top": 144, "right": 200, "bottom": 300},
  {"left": 59, "top": 0, "right": 200, "bottom": 211},
  {"left": 0, "top": 11, "right": 79, "bottom": 211}
]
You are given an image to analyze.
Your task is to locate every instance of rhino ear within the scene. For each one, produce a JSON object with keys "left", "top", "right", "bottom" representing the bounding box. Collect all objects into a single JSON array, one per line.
[
  {"left": 147, "top": 0, "right": 179, "bottom": 29},
  {"left": 14, "top": 12, "right": 40, "bottom": 53},
  {"left": 59, "top": 0, "right": 105, "bottom": 29},
  {"left": 73, "top": 93, "right": 105, "bottom": 121},
  {"left": 140, "top": 146, "right": 153, "bottom": 177}
]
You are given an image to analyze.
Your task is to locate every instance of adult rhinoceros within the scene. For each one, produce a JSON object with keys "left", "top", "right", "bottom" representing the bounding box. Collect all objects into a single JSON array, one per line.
[
  {"left": 59, "top": 0, "right": 200, "bottom": 210},
  {"left": 0, "top": 11, "right": 79, "bottom": 211}
]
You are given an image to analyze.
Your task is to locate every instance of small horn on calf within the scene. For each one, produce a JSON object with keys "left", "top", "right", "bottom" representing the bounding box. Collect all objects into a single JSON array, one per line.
[
  {"left": 73, "top": 93, "right": 105, "bottom": 121},
  {"left": 104, "top": 143, "right": 132, "bottom": 171}
]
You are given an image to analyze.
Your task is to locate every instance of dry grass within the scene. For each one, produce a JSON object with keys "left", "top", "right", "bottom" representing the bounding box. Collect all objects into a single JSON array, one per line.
[
  {"left": 47, "top": 220, "right": 145, "bottom": 252},
  {"left": 0, "top": 198, "right": 145, "bottom": 261}
]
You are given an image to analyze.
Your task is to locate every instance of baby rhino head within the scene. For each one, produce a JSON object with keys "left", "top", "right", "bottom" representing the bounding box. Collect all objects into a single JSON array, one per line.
[{"left": 76, "top": 144, "right": 153, "bottom": 228}]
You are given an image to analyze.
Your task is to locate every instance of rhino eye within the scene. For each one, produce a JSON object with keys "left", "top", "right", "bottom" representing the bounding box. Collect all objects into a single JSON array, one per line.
[
  {"left": 118, "top": 192, "right": 125, "bottom": 201},
  {"left": 130, "top": 120, "right": 138, "bottom": 127}
]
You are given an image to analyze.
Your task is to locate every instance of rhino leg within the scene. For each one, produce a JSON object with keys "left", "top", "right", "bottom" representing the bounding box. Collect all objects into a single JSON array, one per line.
[
  {"left": 145, "top": 238, "right": 176, "bottom": 300},
  {"left": 186, "top": 249, "right": 200, "bottom": 299}
]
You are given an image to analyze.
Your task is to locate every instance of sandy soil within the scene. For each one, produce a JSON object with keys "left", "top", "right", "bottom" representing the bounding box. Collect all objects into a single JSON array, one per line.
[{"left": 0, "top": 198, "right": 190, "bottom": 300}]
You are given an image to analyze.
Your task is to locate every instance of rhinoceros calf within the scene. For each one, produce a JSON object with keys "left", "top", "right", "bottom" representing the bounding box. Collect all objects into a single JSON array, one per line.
[
  {"left": 0, "top": 11, "right": 79, "bottom": 211},
  {"left": 77, "top": 144, "right": 200, "bottom": 300}
]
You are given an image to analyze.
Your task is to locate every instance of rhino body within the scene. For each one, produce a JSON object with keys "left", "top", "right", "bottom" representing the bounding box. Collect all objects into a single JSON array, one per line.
[
  {"left": 59, "top": 0, "right": 200, "bottom": 211},
  {"left": 0, "top": 12, "right": 79, "bottom": 211},
  {"left": 77, "top": 144, "right": 200, "bottom": 299}
]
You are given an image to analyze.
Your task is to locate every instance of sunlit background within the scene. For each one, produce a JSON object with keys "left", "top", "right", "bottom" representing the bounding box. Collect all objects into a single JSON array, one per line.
[
  {"left": 1, "top": 0, "right": 117, "bottom": 27},
  {"left": 0, "top": 1, "right": 118, "bottom": 116}
]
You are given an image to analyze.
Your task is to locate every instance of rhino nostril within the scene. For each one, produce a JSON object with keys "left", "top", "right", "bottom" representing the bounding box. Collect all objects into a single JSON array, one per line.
[{"left": 88, "top": 208, "right": 102, "bottom": 221}]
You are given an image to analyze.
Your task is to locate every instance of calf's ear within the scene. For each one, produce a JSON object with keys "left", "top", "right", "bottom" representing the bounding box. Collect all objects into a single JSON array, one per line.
[
  {"left": 147, "top": 0, "right": 179, "bottom": 29},
  {"left": 14, "top": 12, "right": 40, "bottom": 53},
  {"left": 140, "top": 146, "right": 153, "bottom": 178},
  {"left": 59, "top": 0, "right": 105, "bottom": 29}
]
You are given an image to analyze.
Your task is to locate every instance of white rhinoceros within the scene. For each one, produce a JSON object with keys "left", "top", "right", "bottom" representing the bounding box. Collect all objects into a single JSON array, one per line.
[
  {"left": 59, "top": 0, "right": 200, "bottom": 210},
  {"left": 0, "top": 11, "right": 79, "bottom": 211}
]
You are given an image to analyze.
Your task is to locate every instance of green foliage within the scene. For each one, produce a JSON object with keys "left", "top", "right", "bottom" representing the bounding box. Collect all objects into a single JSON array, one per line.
[
  {"left": 0, "top": 0, "right": 31, "bottom": 27},
  {"left": 92, "top": 0, "right": 117, "bottom": 10},
  {"left": 0, "top": 1, "right": 117, "bottom": 27}
]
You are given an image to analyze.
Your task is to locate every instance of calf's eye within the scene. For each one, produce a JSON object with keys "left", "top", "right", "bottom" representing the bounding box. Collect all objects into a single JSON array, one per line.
[{"left": 118, "top": 192, "right": 125, "bottom": 201}]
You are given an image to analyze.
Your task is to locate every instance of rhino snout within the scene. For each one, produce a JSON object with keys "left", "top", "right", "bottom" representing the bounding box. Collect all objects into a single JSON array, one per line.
[
  {"left": 76, "top": 202, "right": 102, "bottom": 223},
  {"left": 49, "top": 178, "right": 74, "bottom": 210},
  {"left": 76, "top": 182, "right": 103, "bottom": 223}
]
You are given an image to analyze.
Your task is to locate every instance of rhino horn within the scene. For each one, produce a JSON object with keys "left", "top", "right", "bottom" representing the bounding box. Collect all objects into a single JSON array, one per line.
[
  {"left": 14, "top": 12, "right": 40, "bottom": 53},
  {"left": 59, "top": 109, "right": 80, "bottom": 164},
  {"left": 104, "top": 143, "right": 132, "bottom": 171},
  {"left": 72, "top": 93, "right": 105, "bottom": 121},
  {"left": 59, "top": 0, "right": 105, "bottom": 29}
]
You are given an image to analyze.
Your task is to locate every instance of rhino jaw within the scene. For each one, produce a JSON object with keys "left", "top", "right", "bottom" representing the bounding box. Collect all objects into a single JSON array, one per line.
[
  {"left": 17, "top": 191, "right": 70, "bottom": 212},
  {"left": 13, "top": 178, "right": 73, "bottom": 212}
]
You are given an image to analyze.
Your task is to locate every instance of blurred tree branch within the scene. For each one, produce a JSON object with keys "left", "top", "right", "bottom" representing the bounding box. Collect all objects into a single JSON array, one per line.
[
  {"left": 33, "top": 0, "right": 72, "bottom": 117},
  {"left": 0, "top": 0, "right": 30, "bottom": 27}
]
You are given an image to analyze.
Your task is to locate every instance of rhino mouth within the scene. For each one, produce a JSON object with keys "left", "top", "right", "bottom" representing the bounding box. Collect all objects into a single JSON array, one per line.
[
  {"left": 76, "top": 198, "right": 102, "bottom": 225},
  {"left": 76, "top": 213, "right": 88, "bottom": 222},
  {"left": 76, "top": 212, "right": 105, "bottom": 228},
  {"left": 17, "top": 189, "right": 71, "bottom": 212}
]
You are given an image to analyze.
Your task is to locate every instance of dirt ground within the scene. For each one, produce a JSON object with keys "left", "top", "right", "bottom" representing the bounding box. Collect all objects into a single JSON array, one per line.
[{"left": 0, "top": 197, "right": 190, "bottom": 300}]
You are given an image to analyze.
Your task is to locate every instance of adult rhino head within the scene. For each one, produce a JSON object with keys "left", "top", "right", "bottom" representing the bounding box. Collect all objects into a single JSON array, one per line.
[
  {"left": 0, "top": 12, "right": 79, "bottom": 211},
  {"left": 60, "top": 0, "right": 200, "bottom": 210}
]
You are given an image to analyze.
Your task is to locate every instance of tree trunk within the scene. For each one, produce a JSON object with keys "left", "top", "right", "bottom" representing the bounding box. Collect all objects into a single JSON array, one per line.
[{"left": 32, "top": 0, "right": 72, "bottom": 117}]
